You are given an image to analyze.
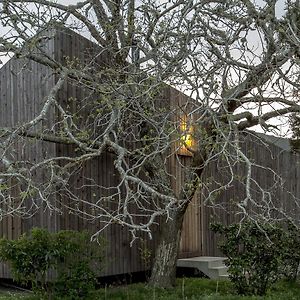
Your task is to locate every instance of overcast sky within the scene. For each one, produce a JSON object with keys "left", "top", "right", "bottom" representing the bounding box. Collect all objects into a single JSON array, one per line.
[
  {"left": 0, "top": 0, "right": 287, "bottom": 66},
  {"left": 0, "top": 0, "right": 292, "bottom": 136}
]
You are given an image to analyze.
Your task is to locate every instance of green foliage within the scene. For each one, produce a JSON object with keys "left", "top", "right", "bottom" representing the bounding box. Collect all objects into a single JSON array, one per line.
[
  {"left": 0, "top": 228, "right": 105, "bottom": 299},
  {"left": 52, "top": 230, "right": 103, "bottom": 299},
  {"left": 211, "top": 221, "right": 289, "bottom": 296},
  {"left": 0, "top": 278, "right": 300, "bottom": 300},
  {"left": 0, "top": 228, "right": 53, "bottom": 290},
  {"left": 279, "top": 221, "right": 300, "bottom": 281},
  {"left": 94, "top": 278, "right": 300, "bottom": 300},
  {"left": 290, "top": 139, "right": 300, "bottom": 153},
  {"left": 54, "top": 262, "right": 96, "bottom": 299},
  {"left": 0, "top": 184, "right": 8, "bottom": 191},
  {"left": 289, "top": 113, "right": 300, "bottom": 152}
]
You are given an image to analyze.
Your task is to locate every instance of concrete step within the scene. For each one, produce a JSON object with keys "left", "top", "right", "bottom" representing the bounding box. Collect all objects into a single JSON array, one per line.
[
  {"left": 177, "top": 256, "right": 229, "bottom": 280},
  {"left": 207, "top": 258, "right": 226, "bottom": 268},
  {"left": 209, "top": 266, "right": 228, "bottom": 276}
]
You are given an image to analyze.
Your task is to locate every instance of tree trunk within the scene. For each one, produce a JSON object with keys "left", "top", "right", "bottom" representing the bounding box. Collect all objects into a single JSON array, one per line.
[
  {"left": 148, "top": 148, "right": 207, "bottom": 288},
  {"left": 148, "top": 207, "right": 187, "bottom": 288}
]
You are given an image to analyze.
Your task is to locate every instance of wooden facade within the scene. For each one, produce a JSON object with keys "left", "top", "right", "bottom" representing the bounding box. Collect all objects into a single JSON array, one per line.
[{"left": 1, "top": 27, "right": 300, "bottom": 278}]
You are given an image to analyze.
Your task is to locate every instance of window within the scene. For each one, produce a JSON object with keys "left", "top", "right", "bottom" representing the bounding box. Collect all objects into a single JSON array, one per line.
[{"left": 178, "top": 114, "right": 195, "bottom": 156}]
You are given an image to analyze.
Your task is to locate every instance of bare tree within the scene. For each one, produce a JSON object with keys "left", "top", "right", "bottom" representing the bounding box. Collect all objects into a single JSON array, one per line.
[{"left": 0, "top": 0, "right": 300, "bottom": 288}]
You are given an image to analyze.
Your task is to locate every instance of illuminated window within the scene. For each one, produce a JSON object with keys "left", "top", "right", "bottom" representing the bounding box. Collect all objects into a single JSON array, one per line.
[{"left": 178, "top": 114, "right": 194, "bottom": 156}]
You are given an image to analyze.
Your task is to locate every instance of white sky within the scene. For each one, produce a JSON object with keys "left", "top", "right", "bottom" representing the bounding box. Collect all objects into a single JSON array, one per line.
[
  {"left": 0, "top": 0, "right": 293, "bottom": 137},
  {"left": 0, "top": 0, "right": 287, "bottom": 66}
]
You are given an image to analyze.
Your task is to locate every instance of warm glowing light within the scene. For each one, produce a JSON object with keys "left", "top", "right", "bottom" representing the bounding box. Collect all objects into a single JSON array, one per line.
[
  {"left": 179, "top": 115, "right": 194, "bottom": 155},
  {"left": 181, "top": 133, "right": 193, "bottom": 148}
]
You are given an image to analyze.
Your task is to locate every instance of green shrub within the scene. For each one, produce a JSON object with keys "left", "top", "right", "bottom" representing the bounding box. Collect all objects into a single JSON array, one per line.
[
  {"left": 0, "top": 228, "right": 105, "bottom": 299},
  {"left": 54, "top": 262, "right": 96, "bottom": 299},
  {"left": 211, "top": 221, "right": 287, "bottom": 296},
  {"left": 279, "top": 221, "right": 300, "bottom": 281},
  {"left": 0, "top": 228, "right": 53, "bottom": 292},
  {"left": 52, "top": 230, "right": 103, "bottom": 299}
]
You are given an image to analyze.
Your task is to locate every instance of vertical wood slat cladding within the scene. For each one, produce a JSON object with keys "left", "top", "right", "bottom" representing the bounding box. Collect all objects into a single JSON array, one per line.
[
  {"left": 167, "top": 86, "right": 202, "bottom": 258},
  {"left": 1, "top": 27, "right": 300, "bottom": 279},
  {"left": 0, "top": 42, "right": 57, "bottom": 277},
  {"left": 51, "top": 28, "right": 161, "bottom": 276},
  {"left": 199, "top": 136, "right": 300, "bottom": 256}
]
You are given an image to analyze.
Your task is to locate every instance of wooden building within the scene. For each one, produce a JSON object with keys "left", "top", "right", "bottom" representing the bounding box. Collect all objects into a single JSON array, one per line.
[{"left": 0, "top": 27, "right": 299, "bottom": 278}]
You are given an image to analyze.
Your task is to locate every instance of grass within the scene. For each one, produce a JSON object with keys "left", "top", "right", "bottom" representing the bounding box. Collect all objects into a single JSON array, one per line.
[
  {"left": 94, "top": 278, "right": 300, "bottom": 300},
  {"left": 0, "top": 278, "right": 299, "bottom": 299}
]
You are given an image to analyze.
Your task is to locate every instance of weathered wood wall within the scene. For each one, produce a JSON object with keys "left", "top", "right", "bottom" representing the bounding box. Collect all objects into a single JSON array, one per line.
[
  {"left": 0, "top": 28, "right": 169, "bottom": 278},
  {"left": 52, "top": 28, "right": 164, "bottom": 276},
  {"left": 0, "top": 39, "right": 60, "bottom": 277},
  {"left": 198, "top": 134, "right": 300, "bottom": 256},
  {"left": 0, "top": 27, "right": 300, "bottom": 279}
]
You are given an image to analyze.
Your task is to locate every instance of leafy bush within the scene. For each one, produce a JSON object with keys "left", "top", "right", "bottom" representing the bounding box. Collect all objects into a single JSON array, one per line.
[
  {"left": 211, "top": 221, "right": 287, "bottom": 296},
  {"left": 279, "top": 221, "right": 300, "bottom": 281},
  {"left": 52, "top": 230, "right": 103, "bottom": 299},
  {"left": 0, "top": 228, "right": 53, "bottom": 292},
  {"left": 0, "top": 228, "right": 105, "bottom": 299},
  {"left": 54, "top": 262, "right": 96, "bottom": 299}
]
